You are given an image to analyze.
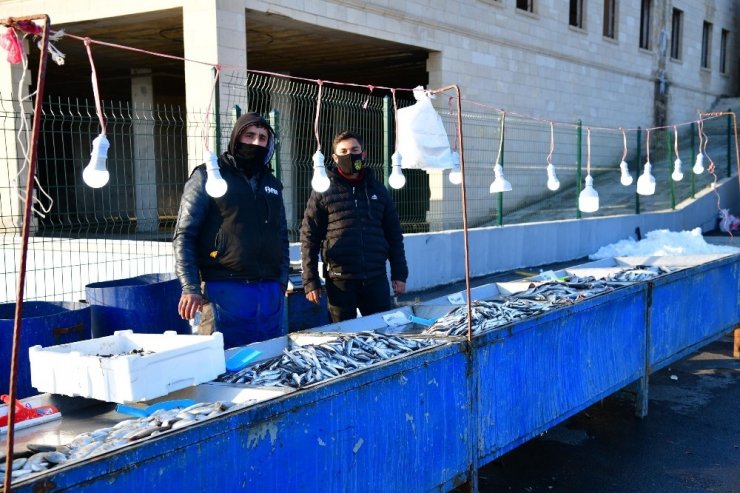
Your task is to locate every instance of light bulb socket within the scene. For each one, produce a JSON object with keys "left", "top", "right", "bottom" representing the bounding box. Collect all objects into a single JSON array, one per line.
[
  {"left": 490, "top": 163, "right": 512, "bottom": 193},
  {"left": 619, "top": 160, "right": 633, "bottom": 186},
  {"left": 204, "top": 151, "right": 228, "bottom": 197},
  {"left": 389, "top": 152, "right": 406, "bottom": 189},
  {"left": 692, "top": 153, "right": 704, "bottom": 174},
  {"left": 636, "top": 162, "right": 656, "bottom": 196},
  {"left": 546, "top": 164, "right": 559, "bottom": 191},
  {"left": 83, "top": 134, "right": 111, "bottom": 188},
  {"left": 672, "top": 158, "right": 683, "bottom": 181},
  {"left": 311, "top": 150, "right": 331, "bottom": 192},
  {"left": 578, "top": 176, "right": 599, "bottom": 212}
]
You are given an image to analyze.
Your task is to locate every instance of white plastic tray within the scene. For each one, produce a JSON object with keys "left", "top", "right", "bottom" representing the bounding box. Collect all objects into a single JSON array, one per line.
[{"left": 29, "top": 330, "right": 225, "bottom": 404}]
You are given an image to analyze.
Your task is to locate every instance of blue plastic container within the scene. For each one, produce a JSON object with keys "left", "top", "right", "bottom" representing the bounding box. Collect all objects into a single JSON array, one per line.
[
  {"left": 0, "top": 301, "right": 91, "bottom": 398},
  {"left": 85, "top": 273, "right": 189, "bottom": 338},
  {"left": 285, "top": 273, "right": 329, "bottom": 333}
]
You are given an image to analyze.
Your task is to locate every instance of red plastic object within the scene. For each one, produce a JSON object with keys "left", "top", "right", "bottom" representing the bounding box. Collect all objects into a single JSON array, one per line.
[
  {"left": 0, "top": 394, "right": 60, "bottom": 428},
  {"left": 0, "top": 28, "right": 22, "bottom": 64}
]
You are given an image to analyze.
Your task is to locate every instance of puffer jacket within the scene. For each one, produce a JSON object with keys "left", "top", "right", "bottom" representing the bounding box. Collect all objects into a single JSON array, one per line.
[
  {"left": 173, "top": 113, "right": 289, "bottom": 296},
  {"left": 300, "top": 167, "right": 408, "bottom": 294}
]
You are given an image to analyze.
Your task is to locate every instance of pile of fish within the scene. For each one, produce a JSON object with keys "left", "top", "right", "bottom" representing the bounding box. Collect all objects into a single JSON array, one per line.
[
  {"left": 602, "top": 265, "right": 670, "bottom": 282},
  {"left": 423, "top": 267, "right": 670, "bottom": 337},
  {"left": 423, "top": 299, "right": 550, "bottom": 337},
  {"left": 2, "top": 401, "right": 232, "bottom": 483},
  {"left": 218, "top": 332, "right": 438, "bottom": 388},
  {"left": 513, "top": 277, "right": 615, "bottom": 305}
]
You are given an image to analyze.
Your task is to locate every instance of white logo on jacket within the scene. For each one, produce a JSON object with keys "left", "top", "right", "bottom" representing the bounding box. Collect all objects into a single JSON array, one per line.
[
  {"left": 371, "top": 194, "right": 378, "bottom": 200},
  {"left": 264, "top": 186, "right": 279, "bottom": 195}
]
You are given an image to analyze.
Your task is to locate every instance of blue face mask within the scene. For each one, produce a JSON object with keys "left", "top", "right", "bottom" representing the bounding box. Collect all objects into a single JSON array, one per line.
[{"left": 336, "top": 153, "right": 364, "bottom": 174}]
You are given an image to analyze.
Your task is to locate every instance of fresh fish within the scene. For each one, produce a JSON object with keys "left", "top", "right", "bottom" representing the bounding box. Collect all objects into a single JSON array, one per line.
[{"left": 218, "top": 332, "right": 438, "bottom": 388}]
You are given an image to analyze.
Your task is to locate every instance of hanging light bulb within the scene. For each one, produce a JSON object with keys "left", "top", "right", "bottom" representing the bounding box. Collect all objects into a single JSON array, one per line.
[
  {"left": 578, "top": 175, "right": 599, "bottom": 212},
  {"left": 388, "top": 151, "right": 406, "bottom": 189},
  {"left": 672, "top": 158, "right": 684, "bottom": 181},
  {"left": 546, "top": 163, "right": 560, "bottom": 191},
  {"left": 692, "top": 153, "right": 704, "bottom": 174},
  {"left": 204, "top": 150, "right": 227, "bottom": 198},
  {"left": 545, "top": 121, "right": 559, "bottom": 191},
  {"left": 448, "top": 151, "right": 462, "bottom": 185},
  {"left": 619, "top": 161, "right": 633, "bottom": 186},
  {"left": 489, "top": 162, "right": 512, "bottom": 193},
  {"left": 82, "top": 134, "right": 110, "bottom": 188},
  {"left": 636, "top": 161, "right": 656, "bottom": 195},
  {"left": 671, "top": 126, "right": 683, "bottom": 182},
  {"left": 310, "top": 150, "right": 330, "bottom": 192},
  {"left": 579, "top": 128, "right": 599, "bottom": 212}
]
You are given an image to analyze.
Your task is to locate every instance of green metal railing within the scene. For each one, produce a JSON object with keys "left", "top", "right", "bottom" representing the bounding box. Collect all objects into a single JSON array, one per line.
[{"left": 0, "top": 71, "right": 736, "bottom": 301}]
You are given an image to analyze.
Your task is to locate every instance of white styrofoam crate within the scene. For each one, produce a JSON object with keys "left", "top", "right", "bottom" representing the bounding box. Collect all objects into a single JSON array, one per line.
[{"left": 28, "top": 330, "right": 225, "bottom": 404}]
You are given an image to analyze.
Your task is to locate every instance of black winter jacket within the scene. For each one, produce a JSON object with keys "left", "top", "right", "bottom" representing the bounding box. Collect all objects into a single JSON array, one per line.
[
  {"left": 300, "top": 167, "right": 408, "bottom": 294},
  {"left": 173, "top": 114, "right": 289, "bottom": 296}
]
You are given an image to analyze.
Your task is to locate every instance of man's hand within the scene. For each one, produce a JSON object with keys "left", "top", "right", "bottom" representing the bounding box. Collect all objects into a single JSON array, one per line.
[
  {"left": 391, "top": 280, "right": 406, "bottom": 296},
  {"left": 178, "top": 293, "right": 204, "bottom": 320},
  {"left": 306, "top": 288, "right": 322, "bottom": 304}
]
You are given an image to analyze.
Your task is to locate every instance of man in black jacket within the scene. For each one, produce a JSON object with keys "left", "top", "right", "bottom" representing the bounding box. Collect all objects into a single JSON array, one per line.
[
  {"left": 173, "top": 112, "right": 289, "bottom": 348},
  {"left": 300, "top": 130, "right": 408, "bottom": 322}
]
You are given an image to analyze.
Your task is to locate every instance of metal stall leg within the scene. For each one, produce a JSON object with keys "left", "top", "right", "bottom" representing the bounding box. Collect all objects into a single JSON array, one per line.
[{"left": 635, "top": 284, "right": 652, "bottom": 418}]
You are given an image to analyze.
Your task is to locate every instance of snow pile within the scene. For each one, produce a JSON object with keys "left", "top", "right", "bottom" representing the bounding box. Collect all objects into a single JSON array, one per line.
[{"left": 590, "top": 228, "right": 739, "bottom": 259}]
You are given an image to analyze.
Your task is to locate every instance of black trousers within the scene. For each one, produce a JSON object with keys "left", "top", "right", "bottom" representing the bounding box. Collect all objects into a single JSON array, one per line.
[{"left": 324, "top": 275, "right": 391, "bottom": 322}]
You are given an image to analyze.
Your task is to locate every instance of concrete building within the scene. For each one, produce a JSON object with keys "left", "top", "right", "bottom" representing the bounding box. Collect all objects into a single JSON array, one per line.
[
  {"left": 0, "top": 0, "right": 737, "bottom": 233},
  {"left": 2, "top": 1, "right": 736, "bottom": 124}
]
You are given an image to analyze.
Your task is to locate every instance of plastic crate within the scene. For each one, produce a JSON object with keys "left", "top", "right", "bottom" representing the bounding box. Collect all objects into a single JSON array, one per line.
[{"left": 28, "top": 330, "right": 225, "bottom": 403}]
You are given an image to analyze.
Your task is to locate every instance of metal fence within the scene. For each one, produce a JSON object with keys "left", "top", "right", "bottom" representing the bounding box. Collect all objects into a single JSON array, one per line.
[{"left": 0, "top": 71, "right": 736, "bottom": 302}]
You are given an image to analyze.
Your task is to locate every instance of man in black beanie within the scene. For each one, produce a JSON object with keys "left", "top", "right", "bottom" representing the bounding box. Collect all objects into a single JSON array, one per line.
[{"left": 174, "top": 112, "right": 289, "bottom": 348}]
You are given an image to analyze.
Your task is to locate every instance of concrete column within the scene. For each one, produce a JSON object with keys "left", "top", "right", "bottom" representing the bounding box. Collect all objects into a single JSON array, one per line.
[
  {"left": 182, "top": 0, "right": 246, "bottom": 173},
  {"left": 131, "top": 68, "right": 158, "bottom": 233},
  {"left": 0, "top": 38, "right": 33, "bottom": 233}
]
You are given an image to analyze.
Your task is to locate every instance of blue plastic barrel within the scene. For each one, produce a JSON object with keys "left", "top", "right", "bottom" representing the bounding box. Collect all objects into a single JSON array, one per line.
[
  {"left": 85, "top": 273, "right": 189, "bottom": 338},
  {"left": 0, "top": 301, "right": 91, "bottom": 399},
  {"left": 285, "top": 273, "right": 330, "bottom": 332}
]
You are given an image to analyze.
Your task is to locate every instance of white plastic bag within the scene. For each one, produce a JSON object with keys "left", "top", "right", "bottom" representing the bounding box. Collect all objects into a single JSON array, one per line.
[{"left": 396, "top": 87, "right": 454, "bottom": 170}]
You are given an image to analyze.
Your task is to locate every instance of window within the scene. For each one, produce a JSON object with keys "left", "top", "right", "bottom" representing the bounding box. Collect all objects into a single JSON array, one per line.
[
  {"left": 569, "top": 0, "right": 584, "bottom": 28},
  {"left": 720, "top": 29, "right": 729, "bottom": 73},
  {"left": 701, "top": 21, "right": 712, "bottom": 69},
  {"left": 670, "top": 8, "right": 682, "bottom": 60},
  {"left": 639, "top": 0, "right": 651, "bottom": 49},
  {"left": 517, "top": 0, "right": 534, "bottom": 13},
  {"left": 603, "top": 0, "right": 616, "bottom": 39}
]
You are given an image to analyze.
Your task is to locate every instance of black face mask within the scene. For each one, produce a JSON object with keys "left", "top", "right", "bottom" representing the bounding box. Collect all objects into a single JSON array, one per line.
[
  {"left": 335, "top": 153, "right": 364, "bottom": 175},
  {"left": 233, "top": 143, "right": 268, "bottom": 177}
]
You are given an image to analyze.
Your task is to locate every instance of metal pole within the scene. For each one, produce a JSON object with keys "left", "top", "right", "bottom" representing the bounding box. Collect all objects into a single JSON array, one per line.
[
  {"left": 497, "top": 115, "right": 505, "bottom": 227},
  {"left": 1, "top": 14, "right": 50, "bottom": 493},
  {"left": 667, "top": 129, "right": 675, "bottom": 210},
  {"left": 635, "top": 127, "right": 642, "bottom": 214},
  {"left": 383, "top": 95, "right": 391, "bottom": 188},
  {"left": 269, "top": 109, "right": 280, "bottom": 181},
  {"left": 427, "top": 82, "right": 477, "bottom": 493},
  {"left": 576, "top": 120, "right": 582, "bottom": 219},
  {"left": 213, "top": 66, "right": 221, "bottom": 155},
  {"left": 727, "top": 109, "right": 732, "bottom": 177},
  {"left": 732, "top": 113, "right": 740, "bottom": 188},
  {"left": 690, "top": 122, "right": 696, "bottom": 197}
]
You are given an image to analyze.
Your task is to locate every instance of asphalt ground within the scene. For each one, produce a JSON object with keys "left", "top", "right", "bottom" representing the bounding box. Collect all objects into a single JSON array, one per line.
[{"left": 399, "top": 232, "right": 739, "bottom": 493}]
